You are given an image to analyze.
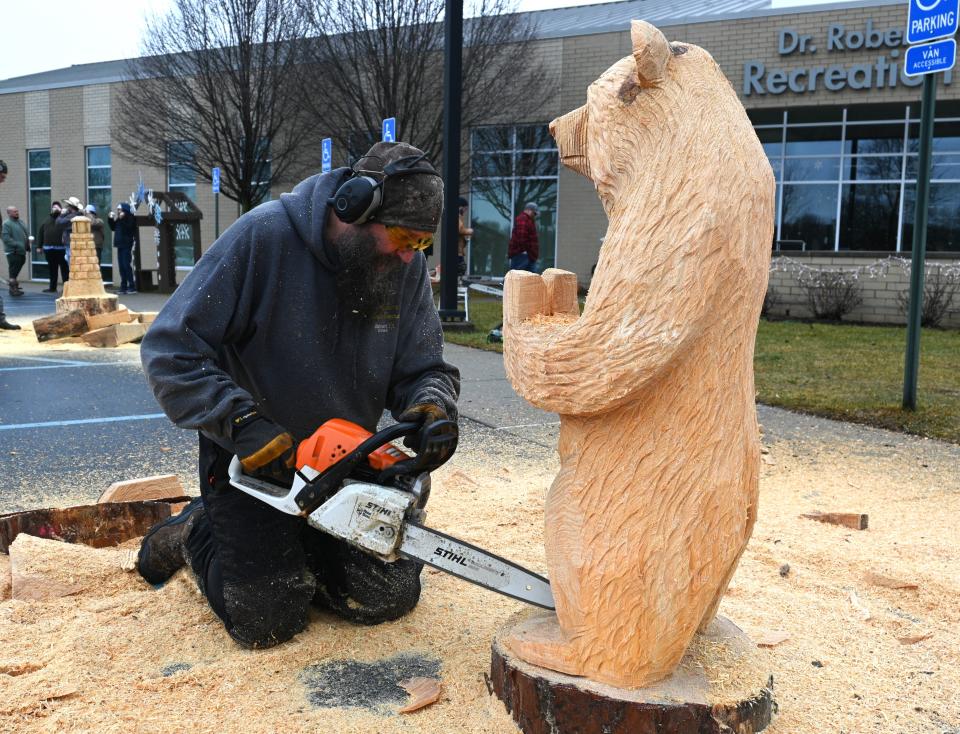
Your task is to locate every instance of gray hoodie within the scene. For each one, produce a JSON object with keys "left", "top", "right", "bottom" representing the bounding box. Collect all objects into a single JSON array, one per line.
[{"left": 140, "top": 169, "right": 459, "bottom": 449}]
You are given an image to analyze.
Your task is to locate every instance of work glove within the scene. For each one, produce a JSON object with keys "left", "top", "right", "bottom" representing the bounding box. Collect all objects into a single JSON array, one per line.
[
  {"left": 398, "top": 402, "right": 449, "bottom": 451},
  {"left": 231, "top": 409, "right": 297, "bottom": 486}
]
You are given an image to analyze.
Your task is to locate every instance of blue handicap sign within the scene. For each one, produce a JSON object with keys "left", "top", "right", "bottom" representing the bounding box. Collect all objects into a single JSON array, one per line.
[
  {"left": 382, "top": 117, "right": 396, "bottom": 143},
  {"left": 907, "top": 0, "right": 959, "bottom": 45},
  {"left": 322, "top": 138, "right": 332, "bottom": 173},
  {"left": 212, "top": 167, "right": 221, "bottom": 194},
  {"left": 905, "top": 37, "right": 957, "bottom": 76}
]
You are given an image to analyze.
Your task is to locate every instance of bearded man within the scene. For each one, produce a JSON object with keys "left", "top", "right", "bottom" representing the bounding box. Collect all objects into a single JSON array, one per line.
[{"left": 138, "top": 142, "right": 459, "bottom": 649}]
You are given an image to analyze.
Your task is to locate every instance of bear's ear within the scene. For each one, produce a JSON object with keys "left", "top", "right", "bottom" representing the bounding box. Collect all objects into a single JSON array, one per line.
[{"left": 631, "top": 20, "right": 670, "bottom": 87}]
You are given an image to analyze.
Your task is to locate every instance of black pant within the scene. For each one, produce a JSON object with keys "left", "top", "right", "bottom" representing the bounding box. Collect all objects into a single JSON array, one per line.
[
  {"left": 44, "top": 248, "right": 69, "bottom": 289},
  {"left": 186, "top": 433, "right": 423, "bottom": 648}
]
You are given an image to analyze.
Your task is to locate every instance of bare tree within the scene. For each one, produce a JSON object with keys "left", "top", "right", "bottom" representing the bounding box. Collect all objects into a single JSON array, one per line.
[
  {"left": 296, "top": 0, "right": 551, "bottom": 169},
  {"left": 112, "top": 0, "right": 314, "bottom": 212}
]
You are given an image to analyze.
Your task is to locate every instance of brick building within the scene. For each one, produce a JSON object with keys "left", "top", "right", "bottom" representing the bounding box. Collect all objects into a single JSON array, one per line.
[{"left": 0, "top": 0, "right": 958, "bottom": 324}]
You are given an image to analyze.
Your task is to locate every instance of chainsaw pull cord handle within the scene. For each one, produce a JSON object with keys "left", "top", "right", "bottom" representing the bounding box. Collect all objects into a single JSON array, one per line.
[{"left": 293, "top": 421, "right": 421, "bottom": 513}]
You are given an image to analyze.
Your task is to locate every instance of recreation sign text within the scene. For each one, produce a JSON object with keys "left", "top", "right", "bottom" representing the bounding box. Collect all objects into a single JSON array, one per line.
[{"left": 744, "top": 19, "right": 955, "bottom": 96}]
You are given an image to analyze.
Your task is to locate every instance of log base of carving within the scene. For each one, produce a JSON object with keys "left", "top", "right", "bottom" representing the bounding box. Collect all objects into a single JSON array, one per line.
[{"left": 490, "top": 614, "right": 775, "bottom": 734}]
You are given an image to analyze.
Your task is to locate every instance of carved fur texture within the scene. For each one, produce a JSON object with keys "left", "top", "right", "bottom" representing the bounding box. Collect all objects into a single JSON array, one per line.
[{"left": 502, "top": 20, "right": 775, "bottom": 688}]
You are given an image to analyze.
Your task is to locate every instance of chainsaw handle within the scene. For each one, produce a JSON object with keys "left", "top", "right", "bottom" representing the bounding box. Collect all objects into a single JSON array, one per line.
[{"left": 376, "top": 419, "right": 458, "bottom": 484}]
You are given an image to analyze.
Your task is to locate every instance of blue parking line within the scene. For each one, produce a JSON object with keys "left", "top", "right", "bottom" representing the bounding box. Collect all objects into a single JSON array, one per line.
[{"left": 0, "top": 413, "right": 166, "bottom": 431}]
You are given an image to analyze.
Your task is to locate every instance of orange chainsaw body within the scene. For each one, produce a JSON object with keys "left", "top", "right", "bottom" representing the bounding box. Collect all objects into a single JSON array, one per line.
[{"left": 296, "top": 418, "right": 407, "bottom": 474}]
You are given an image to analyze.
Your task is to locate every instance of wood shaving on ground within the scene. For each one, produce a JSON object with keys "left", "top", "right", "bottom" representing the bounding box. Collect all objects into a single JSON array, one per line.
[
  {"left": 397, "top": 677, "right": 443, "bottom": 713},
  {"left": 1, "top": 412, "right": 959, "bottom": 732}
]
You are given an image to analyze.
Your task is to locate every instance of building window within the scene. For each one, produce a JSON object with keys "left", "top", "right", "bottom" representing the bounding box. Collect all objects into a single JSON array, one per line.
[
  {"left": 755, "top": 103, "right": 960, "bottom": 254},
  {"left": 469, "top": 124, "right": 559, "bottom": 277},
  {"left": 27, "top": 149, "right": 52, "bottom": 282},
  {"left": 167, "top": 141, "right": 197, "bottom": 267},
  {"left": 86, "top": 146, "right": 112, "bottom": 279}
]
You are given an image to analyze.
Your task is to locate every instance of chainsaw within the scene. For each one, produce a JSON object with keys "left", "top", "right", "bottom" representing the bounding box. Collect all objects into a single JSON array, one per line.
[{"left": 227, "top": 418, "right": 554, "bottom": 609}]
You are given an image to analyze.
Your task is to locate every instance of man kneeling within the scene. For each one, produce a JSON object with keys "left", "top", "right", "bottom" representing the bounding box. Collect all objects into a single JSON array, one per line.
[{"left": 137, "top": 142, "right": 459, "bottom": 648}]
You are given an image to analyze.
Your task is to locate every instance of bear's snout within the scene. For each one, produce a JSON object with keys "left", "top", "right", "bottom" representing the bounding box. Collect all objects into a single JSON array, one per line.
[{"left": 550, "top": 106, "right": 592, "bottom": 180}]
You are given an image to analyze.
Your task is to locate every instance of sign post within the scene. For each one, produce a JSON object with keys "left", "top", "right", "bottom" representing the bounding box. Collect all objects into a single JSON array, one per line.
[
  {"left": 322, "top": 138, "right": 332, "bottom": 173},
  {"left": 902, "top": 0, "right": 958, "bottom": 410},
  {"left": 382, "top": 118, "right": 396, "bottom": 143},
  {"left": 212, "top": 167, "right": 221, "bottom": 240}
]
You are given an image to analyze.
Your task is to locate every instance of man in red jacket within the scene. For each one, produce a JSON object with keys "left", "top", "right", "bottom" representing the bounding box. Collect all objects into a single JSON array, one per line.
[{"left": 507, "top": 202, "right": 539, "bottom": 272}]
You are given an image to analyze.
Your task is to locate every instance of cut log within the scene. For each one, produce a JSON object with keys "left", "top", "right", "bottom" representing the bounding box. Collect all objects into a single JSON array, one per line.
[
  {"left": 85, "top": 306, "right": 135, "bottom": 331},
  {"left": 801, "top": 512, "right": 868, "bottom": 530},
  {"left": 82, "top": 321, "right": 147, "bottom": 348},
  {"left": 137, "top": 311, "right": 159, "bottom": 325},
  {"left": 490, "top": 614, "right": 775, "bottom": 734},
  {"left": 32, "top": 309, "right": 89, "bottom": 342},
  {"left": 99, "top": 474, "right": 185, "bottom": 504},
  {"left": 0, "top": 500, "right": 179, "bottom": 553},
  {"left": 56, "top": 294, "right": 118, "bottom": 317}
]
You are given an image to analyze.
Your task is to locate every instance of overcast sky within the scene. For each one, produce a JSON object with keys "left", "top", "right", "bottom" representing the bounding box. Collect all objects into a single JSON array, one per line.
[{"left": 2, "top": 0, "right": 847, "bottom": 81}]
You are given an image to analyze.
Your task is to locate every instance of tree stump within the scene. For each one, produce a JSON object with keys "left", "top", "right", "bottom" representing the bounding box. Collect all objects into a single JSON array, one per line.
[
  {"left": 490, "top": 614, "right": 775, "bottom": 734},
  {"left": 0, "top": 500, "right": 187, "bottom": 554}
]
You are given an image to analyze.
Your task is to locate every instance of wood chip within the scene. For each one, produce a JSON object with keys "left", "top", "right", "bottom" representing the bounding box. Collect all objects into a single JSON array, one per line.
[
  {"left": 801, "top": 511, "right": 868, "bottom": 530},
  {"left": 897, "top": 633, "right": 933, "bottom": 645},
  {"left": 397, "top": 677, "right": 442, "bottom": 713},
  {"left": 864, "top": 571, "right": 918, "bottom": 590},
  {"left": 755, "top": 630, "right": 790, "bottom": 648}
]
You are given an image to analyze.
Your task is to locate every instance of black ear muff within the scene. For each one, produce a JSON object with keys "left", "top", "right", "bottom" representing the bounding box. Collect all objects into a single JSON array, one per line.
[{"left": 329, "top": 176, "right": 382, "bottom": 224}]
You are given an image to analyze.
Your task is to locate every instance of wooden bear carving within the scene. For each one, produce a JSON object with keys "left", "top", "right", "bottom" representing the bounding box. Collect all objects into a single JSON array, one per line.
[{"left": 502, "top": 20, "right": 775, "bottom": 688}]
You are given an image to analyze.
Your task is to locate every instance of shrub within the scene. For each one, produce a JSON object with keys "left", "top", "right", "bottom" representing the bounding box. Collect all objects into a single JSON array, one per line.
[
  {"left": 896, "top": 266, "right": 960, "bottom": 328},
  {"left": 797, "top": 268, "right": 863, "bottom": 321}
]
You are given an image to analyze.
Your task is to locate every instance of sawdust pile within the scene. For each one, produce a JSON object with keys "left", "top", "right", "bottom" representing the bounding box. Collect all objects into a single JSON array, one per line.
[{"left": 1, "top": 425, "right": 959, "bottom": 732}]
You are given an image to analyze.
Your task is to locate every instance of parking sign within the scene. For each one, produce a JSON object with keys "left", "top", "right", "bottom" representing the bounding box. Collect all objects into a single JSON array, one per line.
[
  {"left": 382, "top": 117, "right": 396, "bottom": 143},
  {"left": 212, "top": 167, "right": 220, "bottom": 194},
  {"left": 905, "top": 37, "right": 957, "bottom": 76},
  {"left": 322, "top": 138, "right": 332, "bottom": 173},
  {"left": 907, "top": 0, "right": 959, "bottom": 45}
]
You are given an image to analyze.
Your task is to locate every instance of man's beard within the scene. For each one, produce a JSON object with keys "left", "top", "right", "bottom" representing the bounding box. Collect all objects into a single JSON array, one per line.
[{"left": 334, "top": 229, "right": 403, "bottom": 320}]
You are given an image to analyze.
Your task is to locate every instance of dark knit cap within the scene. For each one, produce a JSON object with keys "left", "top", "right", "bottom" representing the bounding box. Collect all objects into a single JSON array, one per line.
[{"left": 357, "top": 142, "right": 444, "bottom": 232}]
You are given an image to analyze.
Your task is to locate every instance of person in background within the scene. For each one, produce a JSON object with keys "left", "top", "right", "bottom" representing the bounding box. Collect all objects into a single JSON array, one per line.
[
  {"left": 2, "top": 205, "right": 28, "bottom": 297},
  {"left": 457, "top": 196, "right": 472, "bottom": 279},
  {"left": 85, "top": 204, "right": 105, "bottom": 266},
  {"left": 0, "top": 159, "right": 21, "bottom": 329},
  {"left": 507, "top": 201, "right": 540, "bottom": 272},
  {"left": 56, "top": 196, "right": 84, "bottom": 272},
  {"left": 37, "top": 201, "right": 67, "bottom": 293},
  {"left": 108, "top": 202, "right": 138, "bottom": 294}
]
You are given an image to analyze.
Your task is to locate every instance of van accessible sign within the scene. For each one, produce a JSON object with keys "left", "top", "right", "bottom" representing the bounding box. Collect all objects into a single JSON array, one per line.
[
  {"left": 906, "top": 0, "right": 958, "bottom": 45},
  {"left": 904, "top": 38, "right": 957, "bottom": 76},
  {"left": 743, "top": 18, "right": 954, "bottom": 96}
]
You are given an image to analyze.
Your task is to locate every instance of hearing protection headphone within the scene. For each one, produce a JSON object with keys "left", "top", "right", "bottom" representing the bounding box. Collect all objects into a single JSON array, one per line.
[{"left": 328, "top": 153, "right": 441, "bottom": 225}]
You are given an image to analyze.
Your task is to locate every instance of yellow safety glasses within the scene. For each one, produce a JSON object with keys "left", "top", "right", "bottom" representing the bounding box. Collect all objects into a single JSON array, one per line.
[{"left": 386, "top": 226, "right": 434, "bottom": 252}]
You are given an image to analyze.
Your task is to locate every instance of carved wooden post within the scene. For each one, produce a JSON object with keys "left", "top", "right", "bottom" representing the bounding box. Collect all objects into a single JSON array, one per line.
[
  {"left": 57, "top": 216, "right": 119, "bottom": 317},
  {"left": 492, "top": 19, "right": 776, "bottom": 732}
]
